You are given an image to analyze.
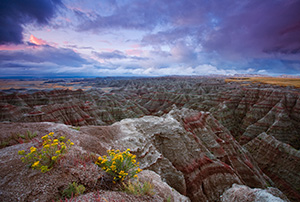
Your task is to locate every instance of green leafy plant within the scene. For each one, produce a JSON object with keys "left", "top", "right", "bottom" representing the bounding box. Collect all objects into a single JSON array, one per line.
[
  {"left": 166, "top": 195, "right": 172, "bottom": 202},
  {"left": 18, "top": 132, "right": 74, "bottom": 173},
  {"left": 122, "top": 179, "right": 155, "bottom": 196},
  {"left": 71, "top": 126, "right": 80, "bottom": 131},
  {"left": 62, "top": 182, "right": 85, "bottom": 198},
  {"left": 0, "top": 141, "right": 10, "bottom": 148},
  {"left": 95, "top": 149, "right": 142, "bottom": 183},
  {"left": 23, "top": 130, "right": 37, "bottom": 140},
  {"left": 0, "top": 131, "right": 37, "bottom": 149},
  {"left": 14, "top": 130, "right": 37, "bottom": 142}
]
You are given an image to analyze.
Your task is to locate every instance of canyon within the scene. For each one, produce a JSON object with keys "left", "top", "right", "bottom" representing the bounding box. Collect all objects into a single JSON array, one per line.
[{"left": 0, "top": 77, "right": 299, "bottom": 201}]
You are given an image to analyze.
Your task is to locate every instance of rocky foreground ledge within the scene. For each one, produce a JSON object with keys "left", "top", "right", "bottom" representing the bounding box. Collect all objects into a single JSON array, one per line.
[{"left": 0, "top": 108, "right": 298, "bottom": 201}]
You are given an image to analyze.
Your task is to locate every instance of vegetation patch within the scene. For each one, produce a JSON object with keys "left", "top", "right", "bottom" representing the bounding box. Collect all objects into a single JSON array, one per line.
[
  {"left": 0, "top": 130, "right": 37, "bottom": 149},
  {"left": 95, "top": 149, "right": 142, "bottom": 183},
  {"left": 225, "top": 77, "right": 300, "bottom": 88},
  {"left": 122, "top": 179, "right": 155, "bottom": 196},
  {"left": 62, "top": 182, "right": 86, "bottom": 199},
  {"left": 18, "top": 132, "right": 74, "bottom": 172}
]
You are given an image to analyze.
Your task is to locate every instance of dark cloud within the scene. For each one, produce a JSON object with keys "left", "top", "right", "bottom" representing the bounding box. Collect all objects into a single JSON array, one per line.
[
  {"left": 1, "top": 0, "right": 299, "bottom": 77},
  {"left": 93, "top": 50, "right": 126, "bottom": 59},
  {"left": 0, "top": 0, "right": 62, "bottom": 44},
  {"left": 142, "top": 28, "right": 193, "bottom": 45},
  {"left": 79, "top": 0, "right": 300, "bottom": 59},
  {"left": 0, "top": 45, "right": 90, "bottom": 67},
  {"left": 73, "top": 0, "right": 211, "bottom": 33},
  {"left": 75, "top": 0, "right": 171, "bottom": 31},
  {"left": 65, "top": 45, "right": 94, "bottom": 50},
  {"left": 202, "top": 0, "right": 300, "bottom": 58},
  {"left": 246, "top": 58, "right": 300, "bottom": 75},
  {"left": 92, "top": 50, "right": 147, "bottom": 61}
]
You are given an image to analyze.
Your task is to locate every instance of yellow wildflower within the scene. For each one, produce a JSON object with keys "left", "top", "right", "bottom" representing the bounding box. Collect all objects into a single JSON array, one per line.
[
  {"left": 134, "top": 175, "right": 138, "bottom": 178},
  {"left": 30, "top": 147, "right": 37, "bottom": 153},
  {"left": 51, "top": 143, "right": 58, "bottom": 147},
  {"left": 32, "top": 161, "right": 39, "bottom": 167},
  {"left": 111, "top": 165, "right": 116, "bottom": 170},
  {"left": 43, "top": 144, "right": 50, "bottom": 149},
  {"left": 55, "top": 150, "right": 61, "bottom": 154},
  {"left": 41, "top": 166, "right": 49, "bottom": 173},
  {"left": 42, "top": 135, "right": 48, "bottom": 140},
  {"left": 70, "top": 142, "right": 74, "bottom": 146},
  {"left": 53, "top": 139, "right": 59, "bottom": 143},
  {"left": 18, "top": 150, "right": 25, "bottom": 155},
  {"left": 49, "top": 132, "right": 54, "bottom": 136}
]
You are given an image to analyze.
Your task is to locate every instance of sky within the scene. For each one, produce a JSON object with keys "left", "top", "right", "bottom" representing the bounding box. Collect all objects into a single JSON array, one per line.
[{"left": 0, "top": 0, "right": 300, "bottom": 78}]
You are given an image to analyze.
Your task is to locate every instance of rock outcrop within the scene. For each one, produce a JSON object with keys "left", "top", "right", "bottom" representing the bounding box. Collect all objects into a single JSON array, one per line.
[
  {"left": 244, "top": 133, "right": 300, "bottom": 202},
  {"left": 1, "top": 77, "right": 299, "bottom": 149},
  {"left": 1, "top": 77, "right": 300, "bottom": 201},
  {"left": 0, "top": 108, "right": 276, "bottom": 202},
  {"left": 0, "top": 122, "right": 189, "bottom": 202},
  {"left": 220, "top": 184, "right": 290, "bottom": 202}
]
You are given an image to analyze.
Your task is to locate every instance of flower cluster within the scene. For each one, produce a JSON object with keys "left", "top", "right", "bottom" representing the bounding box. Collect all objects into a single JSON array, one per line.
[
  {"left": 95, "top": 149, "right": 142, "bottom": 183},
  {"left": 18, "top": 132, "right": 74, "bottom": 173}
]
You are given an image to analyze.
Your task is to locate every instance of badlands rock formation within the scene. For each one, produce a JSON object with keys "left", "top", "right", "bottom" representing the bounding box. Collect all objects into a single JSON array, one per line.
[
  {"left": 244, "top": 133, "right": 300, "bottom": 201},
  {"left": 1, "top": 108, "right": 292, "bottom": 202},
  {"left": 220, "top": 184, "right": 290, "bottom": 202},
  {"left": 0, "top": 77, "right": 299, "bottom": 201},
  {"left": 0, "top": 121, "right": 190, "bottom": 202},
  {"left": 1, "top": 77, "right": 299, "bottom": 149}
]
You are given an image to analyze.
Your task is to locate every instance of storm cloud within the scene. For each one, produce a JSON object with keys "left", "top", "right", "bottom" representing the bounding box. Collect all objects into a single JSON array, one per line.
[
  {"left": 0, "top": 0, "right": 299, "bottom": 77},
  {"left": 0, "top": 0, "right": 62, "bottom": 44}
]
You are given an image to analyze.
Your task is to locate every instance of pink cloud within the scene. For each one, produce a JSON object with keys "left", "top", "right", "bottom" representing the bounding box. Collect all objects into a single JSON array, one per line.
[
  {"left": 99, "top": 48, "right": 114, "bottom": 52},
  {"left": 29, "top": 35, "right": 48, "bottom": 46},
  {"left": 130, "top": 44, "right": 141, "bottom": 48},
  {"left": 0, "top": 44, "right": 27, "bottom": 51},
  {"left": 29, "top": 35, "right": 59, "bottom": 48},
  {"left": 125, "top": 49, "right": 143, "bottom": 56},
  {"left": 97, "top": 40, "right": 111, "bottom": 45}
]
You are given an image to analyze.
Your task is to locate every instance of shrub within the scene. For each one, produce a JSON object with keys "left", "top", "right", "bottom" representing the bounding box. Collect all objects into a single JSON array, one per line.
[
  {"left": 18, "top": 130, "right": 38, "bottom": 141},
  {"left": 71, "top": 126, "right": 80, "bottom": 131},
  {"left": 122, "top": 179, "right": 155, "bottom": 196},
  {"left": 62, "top": 182, "right": 85, "bottom": 198},
  {"left": 0, "top": 130, "right": 37, "bottom": 149},
  {"left": 95, "top": 149, "right": 142, "bottom": 183},
  {"left": 18, "top": 132, "right": 74, "bottom": 173}
]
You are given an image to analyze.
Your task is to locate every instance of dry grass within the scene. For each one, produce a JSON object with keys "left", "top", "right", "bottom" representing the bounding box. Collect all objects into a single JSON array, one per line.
[{"left": 225, "top": 77, "right": 300, "bottom": 88}]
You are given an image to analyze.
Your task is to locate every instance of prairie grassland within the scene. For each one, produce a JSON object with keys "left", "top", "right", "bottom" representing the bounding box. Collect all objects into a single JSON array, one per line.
[{"left": 225, "top": 77, "right": 300, "bottom": 88}]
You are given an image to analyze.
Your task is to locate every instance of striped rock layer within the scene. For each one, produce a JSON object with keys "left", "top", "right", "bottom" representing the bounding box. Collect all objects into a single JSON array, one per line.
[
  {"left": 244, "top": 133, "right": 300, "bottom": 202},
  {"left": 0, "top": 107, "right": 296, "bottom": 201},
  {"left": 1, "top": 78, "right": 299, "bottom": 149}
]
